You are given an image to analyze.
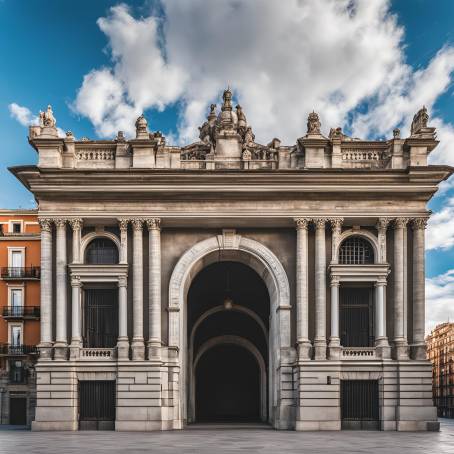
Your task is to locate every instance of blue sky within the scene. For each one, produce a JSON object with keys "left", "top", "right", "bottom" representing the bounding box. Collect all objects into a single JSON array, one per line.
[{"left": 1, "top": 0, "right": 454, "bottom": 330}]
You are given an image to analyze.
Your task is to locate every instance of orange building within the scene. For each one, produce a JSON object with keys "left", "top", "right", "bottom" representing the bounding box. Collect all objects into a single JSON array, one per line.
[{"left": 0, "top": 209, "right": 40, "bottom": 425}]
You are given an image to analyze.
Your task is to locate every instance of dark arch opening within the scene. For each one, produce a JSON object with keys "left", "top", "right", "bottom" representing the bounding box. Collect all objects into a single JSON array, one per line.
[
  {"left": 85, "top": 238, "right": 119, "bottom": 265},
  {"left": 188, "top": 261, "right": 269, "bottom": 423},
  {"left": 339, "top": 236, "right": 374, "bottom": 265},
  {"left": 195, "top": 344, "right": 260, "bottom": 422}
]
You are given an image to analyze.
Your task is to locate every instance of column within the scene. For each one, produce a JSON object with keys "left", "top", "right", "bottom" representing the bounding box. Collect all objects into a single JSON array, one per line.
[
  {"left": 412, "top": 218, "right": 428, "bottom": 359},
  {"left": 69, "top": 275, "right": 82, "bottom": 360},
  {"left": 131, "top": 218, "right": 145, "bottom": 360},
  {"left": 330, "top": 218, "right": 343, "bottom": 264},
  {"left": 295, "top": 218, "right": 311, "bottom": 360},
  {"left": 54, "top": 218, "right": 68, "bottom": 359},
  {"left": 147, "top": 218, "right": 162, "bottom": 359},
  {"left": 374, "top": 279, "right": 391, "bottom": 358},
  {"left": 393, "top": 218, "right": 409, "bottom": 359},
  {"left": 376, "top": 217, "right": 390, "bottom": 263},
  {"left": 117, "top": 275, "right": 129, "bottom": 360},
  {"left": 69, "top": 218, "right": 83, "bottom": 263},
  {"left": 38, "top": 218, "right": 53, "bottom": 359},
  {"left": 118, "top": 218, "right": 129, "bottom": 264},
  {"left": 313, "top": 218, "right": 327, "bottom": 360},
  {"left": 328, "top": 277, "right": 341, "bottom": 359}
]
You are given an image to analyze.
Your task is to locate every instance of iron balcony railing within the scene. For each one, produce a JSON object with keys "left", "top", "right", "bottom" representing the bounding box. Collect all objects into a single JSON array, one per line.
[
  {"left": 2, "top": 306, "right": 40, "bottom": 319},
  {"left": 0, "top": 344, "right": 38, "bottom": 355},
  {"left": 0, "top": 267, "right": 41, "bottom": 280}
]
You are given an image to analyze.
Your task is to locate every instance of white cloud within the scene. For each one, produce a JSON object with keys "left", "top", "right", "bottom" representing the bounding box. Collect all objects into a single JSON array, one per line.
[
  {"left": 8, "top": 102, "right": 39, "bottom": 126},
  {"left": 426, "top": 270, "right": 454, "bottom": 334},
  {"left": 427, "top": 197, "right": 454, "bottom": 250}
]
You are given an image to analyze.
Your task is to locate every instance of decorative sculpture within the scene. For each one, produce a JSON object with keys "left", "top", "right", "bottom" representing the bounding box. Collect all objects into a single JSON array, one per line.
[
  {"left": 135, "top": 114, "right": 148, "bottom": 138},
  {"left": 393, "top": 128, "right": 401, "bottom": 139},
  {"left": 307, "top": 111, "right": 321, "bottom": 135},
  {"left": 411, "top": 106, "right": 429, "bottom": 135},
  {"left": 40, "top": 105, "right": 56, "bottom": 128}
]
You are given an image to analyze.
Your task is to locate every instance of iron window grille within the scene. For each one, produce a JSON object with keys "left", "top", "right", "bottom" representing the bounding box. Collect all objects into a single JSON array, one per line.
[
  {"left": 339, "top": 236, "right": 374, "bottom": 265},
  {"left": 85, "top": 238, "right": 119, "bottom": 265}
]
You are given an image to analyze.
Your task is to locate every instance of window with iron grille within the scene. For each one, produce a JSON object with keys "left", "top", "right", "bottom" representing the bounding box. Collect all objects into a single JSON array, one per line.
[
  {"left": 339, "top": 236, "right": 374, "bottom": 265},
  {"left": 85, "top": 238, "right": 119, "bottom": 265}
]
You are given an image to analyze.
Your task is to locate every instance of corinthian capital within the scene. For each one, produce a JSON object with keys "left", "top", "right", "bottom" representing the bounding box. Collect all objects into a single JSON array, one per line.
[
  {"left": 394, "top": 217, "right": 410, "bottom": 229},
  {"left": 294, "top": 218, "right": 310, "bottom": 230},
  {"left": 131, "top": 218, "right": 144, "bottom": 231},
  {"left": 329, "top": 218, "right": 343, "bottom": 232},
  {"left": 146, "top": 218, "right": 161, "bottom": 231},
  {"left": 312, "top": 218, "right": 328, "bottom": 229},
  {"left": 54, "top": 218, "right": 67, "bottom": 228},
  {"left": 118, "top": 218, "right": 129, "bottom": 232},
  {"left": 69, "top": 218, "right": 83, "bottom": 231},
  {"left": 412, "top": 217, "right": 428, "bottom": 230},
  {"left": 376, "top": 217, "right": 391, "bottom": 231},
  {"left": 38, "top": 218, "right": 53, "bottom": 232}
]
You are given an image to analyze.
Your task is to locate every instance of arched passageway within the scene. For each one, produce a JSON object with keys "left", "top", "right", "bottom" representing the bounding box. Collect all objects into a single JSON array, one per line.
[{"left": 187, "top": 261, "right": 269, "bottom": 423}]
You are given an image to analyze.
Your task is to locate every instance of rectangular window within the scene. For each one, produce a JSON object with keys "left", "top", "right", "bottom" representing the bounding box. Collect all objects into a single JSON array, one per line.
[
  {"left": 10, "top": 289, "right": 23, "bottom": 316},
  {"left": 12, "top": 223, "right": 22, "bottom": 233},
  {"left": 11, "top": 325, "right": 22, "bottom": 346}
]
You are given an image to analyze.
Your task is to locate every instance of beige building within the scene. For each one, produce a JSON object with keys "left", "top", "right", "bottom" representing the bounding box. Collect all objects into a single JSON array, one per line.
[
  {"left": 10, "top": 93, "right": 452, "bottom": 431},
  {"left": 426, "top": 323, "right": 454, "bottom": 418}
]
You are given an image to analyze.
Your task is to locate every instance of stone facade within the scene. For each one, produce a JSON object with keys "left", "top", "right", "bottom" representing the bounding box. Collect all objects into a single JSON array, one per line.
[{"left": 11, "top": 91, "right": 453, "bottom": 431}]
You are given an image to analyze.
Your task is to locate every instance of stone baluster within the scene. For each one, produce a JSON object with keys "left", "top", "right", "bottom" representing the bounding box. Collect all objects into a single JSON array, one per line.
[
  {"left": 117, "top": 275, "right": 129, "bottom": 359},
  {"left": 54, "top": 218, "right": 68, "bottom": 359},
  {"left": 69, "top": 218, "right": 83, "bottom": 264},
  {"left": 38, "top": 218, "right": 53, "bottom": 359},
  {"left": 393, "top": 218, "right": 409, "bottom": 359},
  {"left": 313, "top": 218, "right": 327, "bottom": 360},
  {"left": 295, "top": 218, "right": 311, "bottom": 360},
  {"left": 69, "top": 275, "right": 82, "bottom": 359},
  {"left": 131, "top": 218, "right": 145, "bottom": 360},
  {"left": 412, "top": 217, "right": 428, "bottom": 359},
  {"left": 147, "top": 218, "right": 162, "bottom": 359}
]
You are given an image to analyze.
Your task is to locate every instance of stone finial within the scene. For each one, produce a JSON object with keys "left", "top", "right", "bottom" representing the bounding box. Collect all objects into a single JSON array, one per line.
[
  {"left": 135, "top": 114, "right": 149, "bottom": 139},
  {"left": 208, "top": 104, "right": 217, "bottom": 121},
  {"left": 393, "top": 128, "right": 400, "bottom": 139},
  {"left": 116, "top": 131, "right": 125, "bottom": 142},
  {"left": 65, "top": 131, "right": 74, "bottom": 139},
  {"left": 411, "top": 106, "right": 429, "bottom": 135},
  {"left": 307, "top": 111, "right": 321, "bottom": 135},
  {"left": 221, "top": 87, "right": 233, "bottom": 112},
  {"left": 236, "top": 105, "right": 247, "bottom": 127},
  {"left": 329, "top": 127, "right": 343, "bottom": 139}
]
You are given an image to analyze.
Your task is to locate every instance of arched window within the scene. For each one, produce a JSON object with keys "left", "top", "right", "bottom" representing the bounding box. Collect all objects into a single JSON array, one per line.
[
  {"left": 85, "top": 238, "right": 119, "bottom": 265},
  {"left": 339, "top": 236, "right": 374, "bottom": 265}
]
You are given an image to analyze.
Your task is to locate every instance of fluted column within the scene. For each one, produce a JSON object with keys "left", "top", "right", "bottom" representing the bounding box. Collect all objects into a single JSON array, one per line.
[
  {"left": 118, "top": 218, "right": 129, "bottom": 264},
  {"left": 117, "top": 275, "right": 129, "bottom": 360},
  {"left": 393, "top": 218, "right": 409, "bottom": 359},
  {"left": 69, "top": 275, "right": 82, "bottom": 360},
  {"left": 54, "top": 218, "right": 68, "bottom": 359},
  {"left": 38, "top": 218, "right": 53, "bottom": 359},
  {"left": 147, "top": 218, "right": 162, "bottom": 359},
  {"left": 313, "top": 218, "right": 327, "bottom": 360},
  {"left": 69, "top": 218, "right": 83, "bottom": 264},
  {"left": 295, "top": 218, "right": 311, "bottom": 360},
  {"left": 131, "top": 218, "right": 145, "bottom": 360},
  {"left": 412, "top": 217, "right": 428, "bottom": 359}
]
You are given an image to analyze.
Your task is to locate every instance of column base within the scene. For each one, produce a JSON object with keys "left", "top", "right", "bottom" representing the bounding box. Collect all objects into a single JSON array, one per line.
[
  {"left": 297, "top": 340, "right": 312, "bottom": 361},
  {"left": 69, "top": 340, "right": 81, "bottom": 360},
  {"left": 328, "top": 338, "right": 341, "bottom": 360},
  {"left": 37, "top": 343, "right": 53, "bottom": 360},
  {"left": 147, "top": 342, "right": 162, "bottom": 360},
  {"left": 411, "top": 343, "right": 427, "bottom": 360},
  {"left": 117, "top": 338, "right": 130, "bottom": 360},
  {"left": 375, "top": 337, "right": 391, "bottom": 359},
  {"left": 394, "top": 341, "right": 409, "bottom": 360},
  {"left": 53, "top": 343, "right": 68, "bottom": 360},
  {"left": 314, "top": 340, "right": 327, "bottom": 360},
  {"left": 131, "top": 339, "right": 145, "bottom": 360}
]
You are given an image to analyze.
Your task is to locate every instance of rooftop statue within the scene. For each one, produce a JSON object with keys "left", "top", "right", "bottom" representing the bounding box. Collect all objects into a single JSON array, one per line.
[
  {"left": 135, "top": 114, "right": 149, "bottom": 139},
  {"left": 39, "top": 105, "right": 57, "bottom": 128},
  {"left": 307, "top": 111, "right": 321, "bottom": 135},
  {"left": 411, "top": 106, "right": 429, "bottom": 135}
]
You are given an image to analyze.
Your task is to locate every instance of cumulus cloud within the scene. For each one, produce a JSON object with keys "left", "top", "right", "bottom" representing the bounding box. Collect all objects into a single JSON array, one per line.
[
  {"left": 71, "top": 0, "right": 454, "bottom": 148},
  {"left": 426, "top": 270, "right": 454, "bottom": 334},
  {"left": 427, "top": 197, "right": 454, "bottom": 250}
]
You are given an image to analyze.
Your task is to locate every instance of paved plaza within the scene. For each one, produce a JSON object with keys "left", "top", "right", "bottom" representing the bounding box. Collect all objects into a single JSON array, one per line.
[{"left": 0, "top": 420, "right": 453, "bottom": 454}]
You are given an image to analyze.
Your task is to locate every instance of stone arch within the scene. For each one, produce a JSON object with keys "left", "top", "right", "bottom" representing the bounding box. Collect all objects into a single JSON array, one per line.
[
  {"left": 337, "top": 229, "right": 379, "bottom": 264},
  {"left": 193, "top": 335, "right": 267, "bottom": 422},
  {"left": 167, "top": 231, "right": 292, "bottom": 426},
  {"left": 80, "top": 231, "right": 121, "bottom": 264}
]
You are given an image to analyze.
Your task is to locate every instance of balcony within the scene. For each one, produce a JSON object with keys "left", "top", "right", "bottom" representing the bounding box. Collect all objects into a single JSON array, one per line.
[
  {"left": 0, "top": 344, "right": 38, "bottom": 356},
  {"left": 2, "top": 306, "right": 40, "bottom": 319},
  {"left": 341, "top": 347, "right": 376, "bottom": 359},
  {"left": 0, "top": 267, "right": 40, "bottom": 280}
]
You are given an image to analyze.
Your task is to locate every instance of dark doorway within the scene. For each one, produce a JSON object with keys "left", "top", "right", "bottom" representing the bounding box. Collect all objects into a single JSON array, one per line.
[
  {"left": 340, "top": 287, "right": 374, "bottom": 347},
  {"left": 79, "top": 381, "right": 116, "bottom": 430},
  {"left": 196, "top": 344, "right": 260, "bottom": 422},
  {"left": 83, "top": 289, "right": 118, "bottom": 348},
  {"left": 9, "top": 397, "right": 27, "bottom": 425},
  {"left": 341, "top": 380, "right": 379, "bottom": 430}
]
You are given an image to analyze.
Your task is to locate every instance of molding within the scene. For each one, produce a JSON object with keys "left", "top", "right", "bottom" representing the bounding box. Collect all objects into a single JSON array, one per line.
[
  {"left": 68, "top": 264, "right": 128, "bottom": 283},
  {"left": 329, "top": 263, "right": 390, "bottom": 282}
]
